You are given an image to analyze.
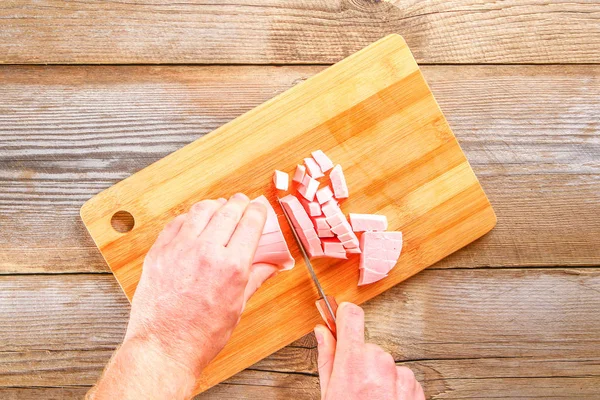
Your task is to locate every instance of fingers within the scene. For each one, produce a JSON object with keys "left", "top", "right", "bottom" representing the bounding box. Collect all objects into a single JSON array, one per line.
[
  {"left": 363, "top": 343, "right": 397, "bottom": 385},
  {"left": 335, "top": 302, "right": 365, "bottom": 354},
  {"left": 177, "top": 199, "right": 225, "bottom": 239},
  {"left": 199, "top": 193, "right": 250, "bottom": 246},
  {"left": 152, "top": 214, "right": 187, "bottom": 249},
  {"left": 242, "top": 262, "right": 278, "bottom": 307},
  {"left": 227, "top": 201, "right": 267, "bottom": 261},
  {"left": 396, "top": 366, "right": 425, "bottom": 400},
  {"left": 314, "top": 324, "right": 336, "bottom": 400}
]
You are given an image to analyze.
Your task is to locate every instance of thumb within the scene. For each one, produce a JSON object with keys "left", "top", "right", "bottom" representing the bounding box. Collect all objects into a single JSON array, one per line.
[{"left": 314, "top": 324, "right": 336, "bottom": 400}]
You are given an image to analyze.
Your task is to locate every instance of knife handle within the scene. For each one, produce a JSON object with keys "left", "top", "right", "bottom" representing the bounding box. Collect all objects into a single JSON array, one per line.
[{"left": 315, "top": 296, "right": 338, "bottom": 339}]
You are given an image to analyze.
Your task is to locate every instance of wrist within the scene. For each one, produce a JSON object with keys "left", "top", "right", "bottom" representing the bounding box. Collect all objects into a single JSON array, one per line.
[
  {"left": 116, "top": 336, "right": 197, "bottom": 398},
  {"left": 124, "top": 323, "right": 212, "bottom": 377},
  {"left": 124, "top": 334, "right": 199, "bottom": 376},
  {"left": 89, "top": 335, "right": 198, "bottom": 400}
]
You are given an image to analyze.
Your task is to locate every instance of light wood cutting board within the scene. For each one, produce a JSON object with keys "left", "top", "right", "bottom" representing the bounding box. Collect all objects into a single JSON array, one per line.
[{"left": 81, "top": 34, "right": 496, "bottom": 394}]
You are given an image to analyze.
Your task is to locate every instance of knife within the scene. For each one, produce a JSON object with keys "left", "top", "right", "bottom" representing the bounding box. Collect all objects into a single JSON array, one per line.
[{"left": 278, "top": 198, "right": 338, "bottom": 338}]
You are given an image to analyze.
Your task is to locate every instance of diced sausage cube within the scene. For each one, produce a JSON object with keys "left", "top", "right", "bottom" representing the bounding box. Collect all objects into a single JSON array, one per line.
[
  {"left": 318, "top": 229, "right": 335, "bottom": 238},
  {"left": 273, "top": 170, "right": 289, "bottom": 191},
  {"left": 316, "top": 185, "right": 334, "bottom": 204},
  {"left": 280, "top": 194, "right": 323, "bottom": 258},
  {"left": 330, "top": 219, "right": 352, "bottom": 236},
  {"left": 321, "top": 200, "right": 341, "bottom": 218},
  {"left": 293, "top": 164, "right": 306, "bottom": 183},
  {"left": 297, "top": 176, "right": 320, "bottom": 202},
  {"left": 325, "top": 212, "right": 347, "bottom": 228},
  {"left": 304, "top": 157, "right": 324, "bottom": 179},
  {"left": 300, "top": 198, "right": 322, "bottom": 217},
  {"left": 349, "top": 213, "right": 388, "bottom": 232},
  {"left": 322, "top": 239, "right": 345, "bottom": 254},
  {"left": 346, "top": 247, "right": 362, "bottom": 254},
  {"left": 330, "top": 164, "right": 348, "bottom": 198},
  {"left": 313, "top": 216, "right": 330, "bottom": 230},
  {"left": 311, "top": 150, "right": 334, "bottom": 172},
  {"left": 301, "top": 173, "right": 311, "bottom": 187}
]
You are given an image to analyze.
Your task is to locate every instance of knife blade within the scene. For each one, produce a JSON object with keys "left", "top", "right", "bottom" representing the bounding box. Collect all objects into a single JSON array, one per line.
[{"left": 278, "top": 198, "right": 338, "bottom": 336}]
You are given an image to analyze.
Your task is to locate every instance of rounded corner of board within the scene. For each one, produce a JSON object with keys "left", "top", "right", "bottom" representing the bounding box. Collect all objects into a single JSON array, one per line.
[
  {"left": 479, "top": 203, "right": 498, "bottom": 236},
  {"left": 383, "top": 33, "right": 407, "bottom": 46},
  {"left": 487, "top": 206, "right": 499, "bottom": 231},
  {"left": 80, "top": 196, "right": 96, "bottom": 224}
]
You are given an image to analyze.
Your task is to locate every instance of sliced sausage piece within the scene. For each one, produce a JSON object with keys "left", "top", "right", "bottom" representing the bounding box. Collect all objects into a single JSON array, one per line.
[
  {"left": 251, "top": 195, "right": 295, "bottom": 270},
  {"left": 349, "top": 213, "right": 388, "bottom": 232},
  {"left": 273, "top": 170, "right": 289, "bottom": 191},
  {"left": 292, "top": 164, "right": 306, "bottom": 183},
  {"left": 311, "top": 150, "right": 334, "bottom": 172},
  {"left": 304, "top": 157, "right": 324, "bottom": 179},
  {"left": 330, "top": 164, "right": 349, "bottom": 199}
]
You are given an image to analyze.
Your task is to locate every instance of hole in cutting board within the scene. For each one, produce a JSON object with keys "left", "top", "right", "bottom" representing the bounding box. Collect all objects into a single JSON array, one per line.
[{"left": 111, "top": 211, "right": 135, "bottom": 233}]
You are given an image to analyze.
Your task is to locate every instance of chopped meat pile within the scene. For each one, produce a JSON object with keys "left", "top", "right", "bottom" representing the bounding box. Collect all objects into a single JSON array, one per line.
[{"left": 266, "top": 150, "right": 403, "bottom": 286}]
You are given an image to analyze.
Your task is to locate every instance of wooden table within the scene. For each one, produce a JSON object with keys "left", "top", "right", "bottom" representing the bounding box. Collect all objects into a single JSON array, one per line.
[{"left": 1, "top": 1, "right": 599, "bottom": 399}]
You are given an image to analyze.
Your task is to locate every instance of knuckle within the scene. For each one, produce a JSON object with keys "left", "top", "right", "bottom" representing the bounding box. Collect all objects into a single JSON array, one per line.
[
  {"left": 248, "top": 201, "right": 267, "bottom": 216},
  {"left": 365, "top": 343, "right": 385, "bottom": 356},
  {"left": 245, "top": 209, "right": 265, "bottom": 225},
  {"left": 239, "top": 220, "right": 262, "bottom": 240},
  {"left": 233, "top": 192, "right": 250, "bottom": 202},
  {"left": 379, "top": 351, "right": 396, "bottom": 368},
  {"left": 397, "top": 366, "right": 416, "bottom": 381},
  {"left": 190, "top": 200, "right": 216, "bottom": 215},
  {"left": 229, "top": 265, "right": 247, "bottom": 283},
  {"left": 190, "top": 200, "right": 211, "bottom": 212},
  {"left": 225, "top": 253, "right": 248, "bottom": 278},
  {"left": 230, "top": 259, "right": 246, "bottom": 276},
  {"left": 196, "top": 242, "right": 219, "bottom": 264},
  {"left": 217, "top": 207, "right": 239, "bottom": 221},
  {"left": 166, "top": 213, "right": 186, "bottom": 230},
  {"left": 365, "top": 344, "right": 396, "bottom": 371}
]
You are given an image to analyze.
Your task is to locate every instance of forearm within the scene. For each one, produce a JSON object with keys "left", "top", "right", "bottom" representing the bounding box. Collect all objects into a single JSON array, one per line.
[
  {"left": 87, "top": 337, "right": 197, "bottom": 400},
  {"left": 88, "top": 196, "right": 273, "bottom": 398}
]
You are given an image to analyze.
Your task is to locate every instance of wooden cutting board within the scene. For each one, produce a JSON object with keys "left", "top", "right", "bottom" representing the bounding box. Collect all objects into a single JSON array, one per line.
[{"left": 81, "top": 34, "right": 496, "bottom": 394}]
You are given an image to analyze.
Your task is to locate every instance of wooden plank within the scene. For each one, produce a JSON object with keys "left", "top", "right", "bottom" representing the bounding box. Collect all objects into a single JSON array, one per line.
[
  {"left": 1, "top": 269, "right": 599, "bottom": 398},
  {"left": 0, "top": 388, "right": 90, "bottom": 400},
  {"left": 1, "top": 65, "right": 599, "bottom": 273},
  {"left": 1, "top": 1, "right": 599, "bottom": 64},
  {"left": 3, "top": 370, "right": 600, "bottom": 400},
  {"left": 3, "top": 369, "right": 600, "bottom": 400},
  {"left": 78, "top": 35, "right": 495, "bottom": 393}
]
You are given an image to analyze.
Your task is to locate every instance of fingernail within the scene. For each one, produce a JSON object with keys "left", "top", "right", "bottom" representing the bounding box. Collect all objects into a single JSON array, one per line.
[
  {"left": 232, "top": 193, "right": 248, "bottom": 201},
  {"left": 218, "top": 197, "right": 227, "bottom": 203},
  {"left": 314, "top": 328, "right": 323, "bottom": 345}
]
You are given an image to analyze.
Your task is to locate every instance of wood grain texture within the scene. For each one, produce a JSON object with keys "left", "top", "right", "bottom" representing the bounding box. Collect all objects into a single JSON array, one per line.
[
  {"left": 79, "top": 35, "right": 495, "bottom": 393},
  {"left": 3, "top": 370, "right": 600, "bottom": 400},
  {"left": 1, "top": 269, "right": 599, "bottom": 398},
  {"left": 1, "top": 1, "right": 599, "bottom": 64},
  {"left": 1, "top": 1, "right": 598, "bottom": 398},
  {"left": 1, "top": 65, "right": 598, "bottom": 273}
]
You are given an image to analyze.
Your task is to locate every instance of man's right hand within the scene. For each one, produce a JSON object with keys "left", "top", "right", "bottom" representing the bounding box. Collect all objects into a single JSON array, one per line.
[{"left": 314, "top": 302, "right": 425, "bottom": 400}]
